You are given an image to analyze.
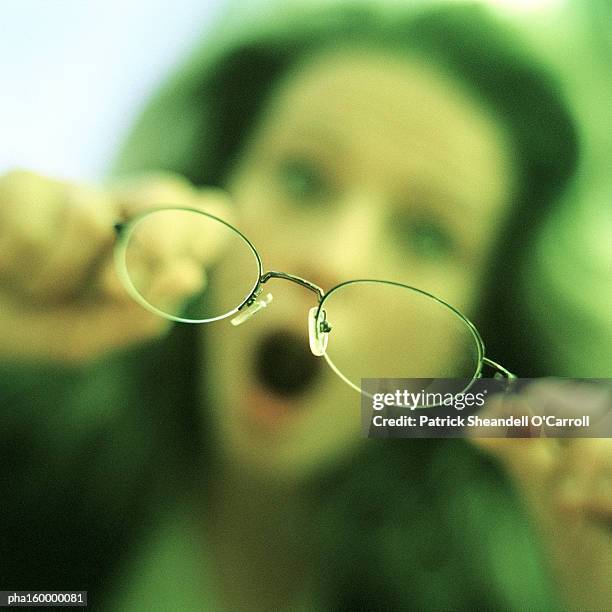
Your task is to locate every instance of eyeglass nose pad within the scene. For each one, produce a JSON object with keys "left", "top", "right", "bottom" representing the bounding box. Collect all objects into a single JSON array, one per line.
[
  {"left": 308, "top": 307, "right": 329, "bottom": 356},
  {"left": 230, "top": 293, "right": 273, "bottom": 326}
]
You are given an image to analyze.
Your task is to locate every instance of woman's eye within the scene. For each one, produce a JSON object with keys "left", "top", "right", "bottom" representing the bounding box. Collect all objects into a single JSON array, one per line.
[
  {"left": 275, "top": 157, "right": 329, "bottom": 203},
  {"left": 393, "top": 216, "right": 456, "bottom": 262}
]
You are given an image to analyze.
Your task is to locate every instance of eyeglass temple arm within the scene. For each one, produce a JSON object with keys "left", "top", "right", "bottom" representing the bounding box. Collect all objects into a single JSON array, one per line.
[
  {"left": 260, "top": 271, "right": 325, "bottom": 302},
  {"left": 482, "top": 357, "right": 517, "bottom": 390}
]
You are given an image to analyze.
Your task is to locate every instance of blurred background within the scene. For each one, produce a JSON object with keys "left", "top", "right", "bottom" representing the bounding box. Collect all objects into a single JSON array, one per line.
[
  {"left": 1, "top": 1, "right": 609, "bottom": 180},
  {"left": 1, "top": 0, "right": 611, "bottom": 374},
  {"left": 0, "top": 0, "right": 226, "bottom": 180}
]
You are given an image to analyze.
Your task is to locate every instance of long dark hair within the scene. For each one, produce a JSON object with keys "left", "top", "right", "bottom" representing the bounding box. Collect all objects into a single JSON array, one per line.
[{"left": 117, "top": 3, "right": 578, "bottom": 609}]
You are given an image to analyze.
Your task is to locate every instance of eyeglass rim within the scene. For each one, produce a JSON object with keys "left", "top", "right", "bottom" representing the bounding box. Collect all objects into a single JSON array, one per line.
[
  {"left": 114, "top": 206, "right": 487, "bottom": 374},
  {"left": 113, "top": 206, "right": 263, "bottom": 323},
  {"left": 314, "top": 279, "right": 486, "bottom": 395},
  {"left": 113, "top": 207, "right": 516, "bottom": 402}
]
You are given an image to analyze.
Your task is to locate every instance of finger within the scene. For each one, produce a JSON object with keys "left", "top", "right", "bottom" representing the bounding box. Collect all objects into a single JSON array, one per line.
[
  {"left": 99, "top": 257, "right": 133, "bottom": 303},
  {"left": 556, "top": 439, "right": 612, "bottom": 518},
  {"left": 24, "top": 184, "right": 119, "bottom": 301},
  {"left": 113, "top": 176, "right": 219, "bottom": 251},
  {"left": 145, "top": 258, "right": 207, "bottom": 308},
  {"left": 0, "top": 170, "right": 67, "bottom": 284},
  {"left": 120, "top": 256, "right": 208, "bottom": 319},
  {"left": 109, "top": 176, "right": 237, "bottom": 321},
  {"left": 190, "top": 187, "right": 234, "bottom": 222},
  {"left": 111, "top": 172, "right": 233, "bottom": 218},
  {"left": 0, "top": 171, "right": 120, "bottom": 302},
  {"left": 113, "top": 200, "right": 233, "bottom": 305},
  {"left": 111, "top": 172, "right": 197, "bottom": 217},
  {"left": 112, "top": 174, "right": 234, "bottom": 256},
  {"left": 470, "top": 395, "right": 560, "bottom": 500}
]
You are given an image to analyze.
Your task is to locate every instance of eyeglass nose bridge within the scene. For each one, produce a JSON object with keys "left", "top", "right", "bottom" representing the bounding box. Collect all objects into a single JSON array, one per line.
[
  {"left": 229, "top": 270, "right": 331, "bottom": 356},
  {"left": 258, "top": 270, "right": 326, "bottom": 300}
]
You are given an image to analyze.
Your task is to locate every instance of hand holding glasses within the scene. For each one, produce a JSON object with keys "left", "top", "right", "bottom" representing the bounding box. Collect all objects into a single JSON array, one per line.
[{"left": 114, "top": 207, "right": 515, "bottom": 402}]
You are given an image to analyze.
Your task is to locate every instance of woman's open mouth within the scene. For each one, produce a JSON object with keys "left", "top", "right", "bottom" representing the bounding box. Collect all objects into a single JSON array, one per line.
[
  {"left": 254, "top": 328, "right": 323, "bottom": 396},
  {"left": 244, "top": 328, "right": 324, "bottom": 429}
]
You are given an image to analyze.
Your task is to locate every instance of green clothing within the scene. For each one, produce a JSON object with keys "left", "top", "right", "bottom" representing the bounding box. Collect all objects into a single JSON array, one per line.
[
  {"left": 1, "top": 342, "right": 558, "bottom": 610},
  {"left": 1, "top": 342, "right": 558, "bottom": 609},
  {"left": 103, "top": 498, "right": 217, "bottom": 611}
]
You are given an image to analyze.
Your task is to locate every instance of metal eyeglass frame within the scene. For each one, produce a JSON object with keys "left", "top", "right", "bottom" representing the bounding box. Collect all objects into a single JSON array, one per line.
[{"left": 114, "top": 206, "right": 516, "bottom": 395}]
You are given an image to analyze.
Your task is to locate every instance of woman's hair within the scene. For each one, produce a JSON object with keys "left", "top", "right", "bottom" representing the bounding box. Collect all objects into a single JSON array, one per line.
[{"left": 116, "top": 3, "right": 578, "bottom": 608}]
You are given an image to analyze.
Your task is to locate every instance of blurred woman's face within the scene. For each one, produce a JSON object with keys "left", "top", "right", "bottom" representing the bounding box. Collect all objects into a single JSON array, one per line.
[{"left": 203, "top": 48, "right": 515, "bottom": 482}]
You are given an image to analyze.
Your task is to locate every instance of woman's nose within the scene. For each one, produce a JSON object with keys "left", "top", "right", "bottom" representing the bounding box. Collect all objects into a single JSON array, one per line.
[{"left": 295, "top": 192, "right": 385, "bottom": 288}]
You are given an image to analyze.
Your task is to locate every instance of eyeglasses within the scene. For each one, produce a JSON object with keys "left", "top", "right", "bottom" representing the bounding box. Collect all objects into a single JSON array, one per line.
[{"left": 113, "top": 207, "right": 515, "bottom": 402}]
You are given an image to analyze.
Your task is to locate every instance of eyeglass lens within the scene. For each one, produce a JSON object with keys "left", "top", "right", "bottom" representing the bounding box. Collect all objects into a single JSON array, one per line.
[{"left": 118, "top": 208, "right": 260, "bottom": 322}]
